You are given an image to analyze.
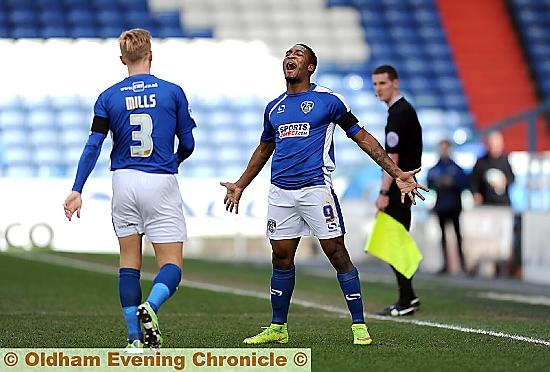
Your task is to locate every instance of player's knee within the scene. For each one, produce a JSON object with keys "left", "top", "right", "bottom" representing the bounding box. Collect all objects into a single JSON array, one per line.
[
  {"left": 327, "top": 247, "right": 352, "bottom": 272},
  {"left": 271, "top": 253, "right": 294, "bottom": 269}
]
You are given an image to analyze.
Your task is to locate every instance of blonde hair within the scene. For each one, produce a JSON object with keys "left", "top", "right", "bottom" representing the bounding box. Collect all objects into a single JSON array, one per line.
[{"left": 119, "top": 29, "right": 151, "bottom": 64}]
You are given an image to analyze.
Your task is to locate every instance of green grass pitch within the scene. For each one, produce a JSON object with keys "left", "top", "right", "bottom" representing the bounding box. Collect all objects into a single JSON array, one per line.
[{"left": 0, "top": 251, "right": 549, "bottom": 371}]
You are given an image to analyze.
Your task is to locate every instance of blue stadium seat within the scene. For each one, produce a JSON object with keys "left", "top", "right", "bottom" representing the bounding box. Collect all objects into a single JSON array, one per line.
[
  {"left": 97, "top": 10, "right": 123, "bottom": 27},
  {"left": 3, "top": 147, "right": 33, "bottom": 166},
  {"left": 61, "top": 129, "right": 88, "bottom": 147},
  {"left": 92, "top": 0, "right": 121, "bottom": 12},
  {"left": 70, "top": 26, "right": 99, "bottom": 38},
  {"left": 98, "top": 26, "right": 125, "bottom": 39},
  {"left": 152, "top": 12, "right": 182, "bottom": 29},
  {"left": 385, "top": 10, "right": 415, "bottom": 25},
  {"left": 120, "top": 0, "right": 149, "bottom": 12},
  {"left": 57, "top": 109, "right": 88, "bottom": 129},
  {"left": 36, "top": 0, "right": 65, "bottom": 11},
  {"left": 39, "top": 10, "right": 66, "bottom": 27},
  {"left": 65, "top": 0, "right": 93, "bottom": 11},
  {"left": 360, "top": 9, "right": 387, "bottom": 26},
  {"left": 4, "top": 165, "right": 36, "bottom": 178},
  {"left": 5, "top": 0, "right": 35, "bottom": 11},
  {"left": 0, "top": 109, "right": 27, "bottom": 129},
  {"left": 34, "top": 146, "right": 62, "bottom": 166},
  {"left": 183, "top": 28, "right": 213, "bottom": 38},
  {"left": 414, "top": 9, "right": 440, "bottom": 26},
  {"left": 68, "top": 10, "right": 97, "bottom": 28},
  {"left": 63, "top": 145, "right": 85, "bottom": 165},
  {"left": 9, "top": 10, "right": 39, "bottom": 27},
  {"left": 28, "top": 109, "right": 57, "bottom": 130},
  {"left": 507, "top": 0, "right": 550, "bottom": 103},
  {"left": 0, "top": 26, "right": 10, "bottom": 38},
  {"left": 42, "top": 26, "right": 70, "bottom": 38},
  {"left": 0, "top": 128, "right": 28, "bottom": 147},
  {"left": 327, "top": 0, "right": 354, "bottom": 6}
]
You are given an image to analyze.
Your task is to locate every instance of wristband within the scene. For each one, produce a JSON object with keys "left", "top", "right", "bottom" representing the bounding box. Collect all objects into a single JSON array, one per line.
[{"left": 379, "top": 189, "right": 390, "bottom": 196}]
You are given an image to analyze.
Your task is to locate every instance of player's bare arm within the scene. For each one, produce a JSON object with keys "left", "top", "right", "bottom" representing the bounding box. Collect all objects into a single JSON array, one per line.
[
  {"left": 351, "top": 129, "right": 428, "bottom": 204},
  {"left": 221, "top": 141, "right": 275, "bottom": 214}
]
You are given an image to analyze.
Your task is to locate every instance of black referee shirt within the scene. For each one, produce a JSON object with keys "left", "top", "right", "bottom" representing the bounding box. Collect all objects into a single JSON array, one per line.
[{"left": 385, "top": 97, "right": 423, "bottom": 172}]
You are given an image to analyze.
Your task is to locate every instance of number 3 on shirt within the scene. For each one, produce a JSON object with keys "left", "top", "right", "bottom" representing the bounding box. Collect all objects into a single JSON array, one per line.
[{"left": 130, "top": 113, "right": 153, "bottom": 157}]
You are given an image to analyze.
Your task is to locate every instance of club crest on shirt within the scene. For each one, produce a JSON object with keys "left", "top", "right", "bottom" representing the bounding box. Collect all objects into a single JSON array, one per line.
[
  {"left": 301, "top": 100, "right": 314, "bottom": 114},
  {"left": 267, "top": 219, "right": 277, "bottom": 234}
]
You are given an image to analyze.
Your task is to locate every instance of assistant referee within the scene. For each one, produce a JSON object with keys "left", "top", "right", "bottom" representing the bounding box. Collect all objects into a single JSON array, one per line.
[{"left": 372, "top": 65, "right": 423, "bottom": 316}]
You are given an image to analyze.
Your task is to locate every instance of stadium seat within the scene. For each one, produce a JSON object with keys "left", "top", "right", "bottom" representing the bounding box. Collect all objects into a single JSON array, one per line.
[
  {"left": 4, "top": 165, "right": 36, "bottom": 178},
  {"left": 39, "top": 10, "right": 66, "bottom": 28},
  {"left": 36, "top": 0, "right": 64, "bottom": 10},
  {"left": 3, "top": 147, "right": 33, "bottom": 166},
  {"left": 98, "top": 26, "right": 125, "bottom": 39},
  {"left": 119, "top": 0, "right": 149, "bottom": 12},
  {"left": 70, "top": 26, "right": 99, "bottom": 38},
  {"left": 67, "top": 10, "right": 97, "bottom": 28},
  {"left": 30, "top": 129, "right": 59, "bottom": 148},
  {"left": 28, "top": 108, "right": 57, "bottom": 130},
  {"left": 34, "top": 146, "right": 62, "bottom": 166},
  {"left": 0, "top": 109, "right": 27, "bottom": 129},
  {"left": 92, "top": 0, "right": 121, "bottom": 12},
  {"left": 0, "top": 128, "right": 28, "bottom": 147},
  {"left": 5, "top": 0, "right": 35, "bottom": 11},
  {"left": 11, "top": 27, "right": 40, "bottom": 39}
]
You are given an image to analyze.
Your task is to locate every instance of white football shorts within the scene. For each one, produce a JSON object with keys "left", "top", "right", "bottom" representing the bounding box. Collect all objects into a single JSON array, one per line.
[
  {"left": 266, "top": 184, "right": 345, "bottom": 240},
  {"left": 111, "top": 169, "right": 187, "bottom": 243}
]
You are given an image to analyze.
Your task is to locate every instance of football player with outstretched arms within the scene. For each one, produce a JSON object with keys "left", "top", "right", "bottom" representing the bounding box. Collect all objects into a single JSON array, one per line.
[{"left": 221, "top": 43, "right": 427, "bottom": 346}]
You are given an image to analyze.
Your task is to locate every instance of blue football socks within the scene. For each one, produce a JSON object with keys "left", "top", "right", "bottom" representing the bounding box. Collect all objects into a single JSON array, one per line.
[
  {"left": 119, "top": 267, "right": 142, "bottom": 342},
  {"left": 146, "top": 263, "right": 182, "bottom": 313},
  {"left": 270, "top": 266, "right": 296, "bottom": 324},
  {"left": 337, "top": 267, "right": 365, "bottom": 324}
]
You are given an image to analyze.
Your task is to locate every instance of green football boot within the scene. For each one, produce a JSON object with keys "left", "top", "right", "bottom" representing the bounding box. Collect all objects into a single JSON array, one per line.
[
  {"left": 351, "top": 323, "right": 373, "bottom": 345},
  {"left": 243, "top": 323, "right": 289, "bottom": 344},
  {"left": 123, "top": 339, "right": 144, "bottom": 354},
  {"left": 137, "top": 302, "right": 163, "bottom": 349}
]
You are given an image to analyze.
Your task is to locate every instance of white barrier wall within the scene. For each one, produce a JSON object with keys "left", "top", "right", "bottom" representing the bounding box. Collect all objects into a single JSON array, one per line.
[
  {"left": 0, "top": 178, "right": 270, "bottom": 253},
  {"left": 2, "top": 178, "right": 548, "bottom": 285},
  {"left": 522, "top": 212, "right": 550, "bottom": 285}
]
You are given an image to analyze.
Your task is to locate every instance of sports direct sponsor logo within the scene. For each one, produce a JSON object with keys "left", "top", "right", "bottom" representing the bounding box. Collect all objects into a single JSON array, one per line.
[{"left": 278, "top": 122, "right": 310, "bottom": 138}]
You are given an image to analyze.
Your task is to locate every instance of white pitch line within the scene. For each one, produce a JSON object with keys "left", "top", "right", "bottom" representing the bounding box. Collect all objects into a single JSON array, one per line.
[
  {"left": 478, "top": 291, "right": 550, "bottom": 307},
  {"left": 8, "top": 253, "right": 550, "bottom": 347}
]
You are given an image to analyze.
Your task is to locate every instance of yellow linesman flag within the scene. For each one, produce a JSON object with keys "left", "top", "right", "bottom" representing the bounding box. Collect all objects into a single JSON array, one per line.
[{"left": 364, "top": 211, "right": 423, "bottom": 279}]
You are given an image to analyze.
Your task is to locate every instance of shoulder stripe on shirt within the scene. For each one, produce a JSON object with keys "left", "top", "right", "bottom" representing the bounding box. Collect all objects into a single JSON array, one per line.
[
  {"left": 268, "top": 94, "right": 287, "bottom": 122},
  {"left": 313, "top": 85, "right": 351, "bottom": 111}
]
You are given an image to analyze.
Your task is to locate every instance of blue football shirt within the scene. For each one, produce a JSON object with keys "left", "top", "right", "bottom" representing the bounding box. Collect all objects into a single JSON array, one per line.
[
  {"left": 261, "top": 84, "right": 361, "bottom": 190},
  {"left": 94, "top": 73, "right": 196, "bottom": 174}
]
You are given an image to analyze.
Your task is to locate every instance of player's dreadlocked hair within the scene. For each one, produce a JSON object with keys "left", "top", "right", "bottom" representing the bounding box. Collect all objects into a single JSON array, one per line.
[
  {"left": 296, "top": 43, "right": 317, "bottom": 70},
  {"left": 119, "top": 28, "right": 151, "bottom": 64}
]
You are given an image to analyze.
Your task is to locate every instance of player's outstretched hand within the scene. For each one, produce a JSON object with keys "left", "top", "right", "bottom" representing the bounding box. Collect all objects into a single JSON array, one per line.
[
  {"left": 396, "top": 168, "right": 429, "bottom": 205},
  {"left": 220, "top": 181, "right": 243, "bottom": 214},
  {"left": 63, "top": 191, "right": 82, "bottom": 221}
]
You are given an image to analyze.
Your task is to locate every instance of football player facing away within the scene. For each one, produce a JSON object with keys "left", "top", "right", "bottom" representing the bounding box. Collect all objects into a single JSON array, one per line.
[
  {"left": 63, "top": 29, "right": 196, "bottom": 352},
  {"left": 221, "top": 44, "right": 427, "bottom": 345}
]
